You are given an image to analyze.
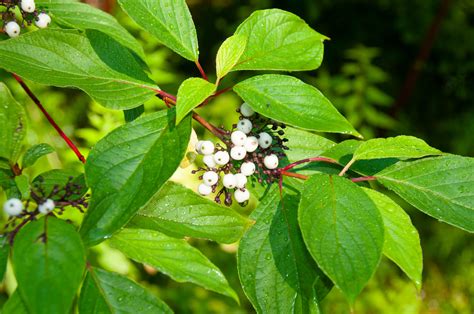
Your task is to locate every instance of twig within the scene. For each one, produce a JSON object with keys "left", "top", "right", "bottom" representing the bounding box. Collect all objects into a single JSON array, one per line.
[
  {"left": 280, "top": 171, "right": 308, "bottom": 180},
  {"left": 351, "top": 176, "right": 377, "bottom": 183},
  {"left": 12, "top": 74, "right": 86, "bottom": 164},
  {"left": 281, "top": 157, "right": 338, "bottom": 173},
  {"left": 391, "top": 0, "right": 453, "bottom": 117},
  {"left": 195, "top": 60, "right": 208, "bottom": 81},
  {"left": 156, "top": 92, "right": 228, "bottom": 139},
  {"left": 338, "top": 158, "right": 356, "bottom": 176}
]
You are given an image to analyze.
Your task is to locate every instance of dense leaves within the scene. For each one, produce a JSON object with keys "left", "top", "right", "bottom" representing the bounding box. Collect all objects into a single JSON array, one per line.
[
  {"left": 109, "top": 228, "right": 238, "bottom": 301},
  {"left": 79, "top": 267, "right": 172, "bottom": 314},
  {"left": 117, "top": 0, "right": 199, "bottom": 61},
  {"left": 129, "top": 181, "right": 251, "bottom": 243},
  {"left": 353, "top": 135, "right": 442, "bottom": 160},
  {"left": 81, "top": 109, "right": 191, "bottom": 246},
  {"left": 0, "top": 29, "right": 156, "bottom": 109},
  {"left": 234, "top": 75, "right": 361, "bottom": 137},
  {"left": 36, "top": 0, "right": 146, "bottom": 59},
  {"left": 12, "top": 217, "right": 86, "bottom": 314},
  {"left": 362, "top": 188, "right": 423, "bottom": 289},
  {"left": 376, "top": 155, "right": 474, "bottom": 232},
  {"left": 238, "top": 185, "right": 332, "bottom": 313},
  {"left": 299, "top": 175, "right": 384, "bottom": 302},
  {"left": 176, "top": 77, "right": 216, "bottom": 124},
  {"left": 285, "top": 127, "right": 335, "bottom": 162},
  {"left": 234, "top": 9, "right": 327, "bottom": 71},
  {"left": 0, "top": 83, "right": 26, "bottom": 163},
  {"left": 22, "top": 144, "right": 54, "bottom": 168},
  {"left": 0, "top": 237, "right": 8, "bottom": 282}
]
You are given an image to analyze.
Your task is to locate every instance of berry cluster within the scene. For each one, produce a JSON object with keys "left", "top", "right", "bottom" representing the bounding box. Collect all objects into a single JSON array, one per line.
[
  {"left": 2, "top": 175, "right": 89, "bottom": 242},
  {"left": 1, "top": 0, "right": 51, "bottom": 38},
  {"left": 193, "top": 103, "right": 288, "bottom": 205}
]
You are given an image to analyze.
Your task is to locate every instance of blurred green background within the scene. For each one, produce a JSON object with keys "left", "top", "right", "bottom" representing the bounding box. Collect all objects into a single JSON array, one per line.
[{"left": 1, "top": 0, "right": 473, "bottom": 313}]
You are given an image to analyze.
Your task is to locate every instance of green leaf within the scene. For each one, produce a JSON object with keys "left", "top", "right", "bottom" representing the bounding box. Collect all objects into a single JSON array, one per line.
[
  {"left": 117, "top": 0, "right": 199, "bottom": 61},
  {"left": 124, "top": 105, "right": 145, "bottom": 123},
  {"left": 81, "top": 109, "right": 191, "bottom": 246},
  {"left": 234, "top": 75, "right": 361, "bottom": 137},
  {"left": 353, "top": 136, "right": 442, "bottom": 161},
  {"left": 234, "top": 9, "right": 327, "bottom": 71},
  {"left": 0, "top": 237, "right": 9, "bottom": 282},
  {"left": 36, "top": 0, "right": 146, "bottom": 59},
  {"left": 176, "top": 78, "right": 216, "bottom": 124},
  {"left": 109, "top": 228, "right": 238, "bottom": 302},
  {"left": 362, "top": 188, "right": 423, "bottom": 289},
  {"left": 376, "top": 155, "right": 474, "bottom": 232},
  {"left": 0, "top": 83, "right": 27, "bottom": 163},
  {"left": 321, "top": 140, "right": 399, "bottom": 176},
  {"left": 216, "top": 34, "right": 247, "bottom": 80},
  {"left": 12, "top": 217, "right": 86, "bottom": 314},
  {"left": 2, "top": 291, "right": 29, "bottom": 314},
  {"left": 14, "top": 175, "right": 29, "bottom": 199},
  {"left": 0, "top": 29, "right": 157, "bottom": 110},
  {"left": 32, "top": 169, "right": 87, "bottom": 201},
  {"left": 128, "top": 181, "right": 251, "bottom": 244},
  {"left": 79, "top": 267, "right": 172, "bottom": 314},
  {"left": 285, "top": 127, "right": 335, "bottom": 163},
  {"left": 238, "top": 185, "right": 332, "bottom": 313},
  {"left": 299, "top": 175, "right": 384, "bottom": 302},
  {"left": 22, "top": 144, "right": 55, "bottom": 168}
]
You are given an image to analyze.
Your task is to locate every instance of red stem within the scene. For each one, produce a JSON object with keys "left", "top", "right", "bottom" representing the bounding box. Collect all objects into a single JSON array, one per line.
[
  {"left": 281, "top": 157, "right": 338, "bottom": 172},
  {"left": 195, "top": 60, "right": 208, "bottom": 81},
  {"left": 351, "top": 176, "right": 377, "bottom": 183},
  {"left": 12, "top": 74, "right": 86, "bottom": 164}
]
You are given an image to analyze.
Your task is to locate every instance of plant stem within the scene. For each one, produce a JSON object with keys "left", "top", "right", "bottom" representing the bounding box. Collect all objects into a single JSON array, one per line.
[
  {"left": 12, "top": 74, "right": 86, "bottom": 164},
  {"left": 156, "top": 91, "right": 228, "bottom": 139},
  {"left": 280, "top": 171, "right": 309, "bottom": 180},
  {"left": 281, "top": 157, "right": 338, "bottom": 172},
  {"left": 351, "top": 176, "right": 377, "bottom": 183},
  {"left": 195, "top": 60, "right": 208, "bottom": 81},
  {"left": 338, "top": 158, "right": 356, "bottom": 176}
]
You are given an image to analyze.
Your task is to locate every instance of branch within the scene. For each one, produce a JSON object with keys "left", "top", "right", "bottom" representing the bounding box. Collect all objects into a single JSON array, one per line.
[
  {"left": 281, "top": 157, "right": 338, "bottom": 172},
  {"left": 12, "top": 74, "right": 86, "bottom": 164},
  {"left": 195, "top": 60, "right": 208, "bottom": 81},
  {"left": 391, "top": 0, "right": 453, "bottom": 117}
]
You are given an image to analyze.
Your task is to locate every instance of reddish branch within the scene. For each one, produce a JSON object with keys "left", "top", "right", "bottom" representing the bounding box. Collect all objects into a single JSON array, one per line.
[
  {"left": 391, "top": 0, "right": 453, "bottom": 117},
  {"left": 195, "top": 60, "right": 208, "bottom": 81},
  {"left": 12, "top": 74, "right": 86, "bottom": 164},
  {"left": 156, "top": 91, "right": 228, "bottom": 139},
  {"left": 281, "top": 157, "right": 338, "bottom": 172}
]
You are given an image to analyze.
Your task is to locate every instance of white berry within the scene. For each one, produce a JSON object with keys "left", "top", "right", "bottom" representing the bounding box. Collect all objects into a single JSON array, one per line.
[
  {"left": 240, "top": 162, "right": 256, "bottom": 176},
  {"left": 198, "top": 183, "right": 212, "bottom": 196},
  {"left": 237, "top": 119, "right": 253, "bottom": 134},
  {"left": 231, "top": 131, "right": 247, "bottom": 146},
  {"left": 4, "top": 21, "right": 20, "bottom": 38},
  {"left": 21, "top": 0, "right": 36, "bottom": 13},
  {"left": 235, "top": 173, "right": 247, "bottom": 189},
  {"left": 38, "top": 199, "right": 55, "bottom": 214},
  {"left": 202, "top": 171, "right": 219, "bottom": 186},
  {"left": 230, "top": 146, "right": 246, "bottom": 161},
  {"left": 200, "top": 141, "right": 215, "bottom": 155},
  {"left": 203, "top": 154, "right": 216, "bottom": 168},
  {"left": 35, "top": 13, "right": 51, "bottom": 29},
  {"left": 234, "top": 188, "right": 250, "bottom": 203},
  {"left": 3, "top": 198, "right": 23, "bottom": 216},
  {"left": 264, "top": 154, "right": 279, "bottom": 169},
  {"left": 214, "top": 151, "right": 230, "bottom": 165},
  {"left": 244, "top": 136, "right": 259, "bottom": 152},
  {"left": 240, "top": 103, "right": 255, "bottom": 117},
  {"left": 258, "top": 132, "right": 273, "bottom": 149},
  {"left": 223, "top": 173, "right": 237, "bottom": 189}
]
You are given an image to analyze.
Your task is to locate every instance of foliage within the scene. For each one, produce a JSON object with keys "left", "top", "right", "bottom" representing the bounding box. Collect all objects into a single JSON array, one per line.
[{"left": 0, "top": 1, "right": 472, "bottom": 313}]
